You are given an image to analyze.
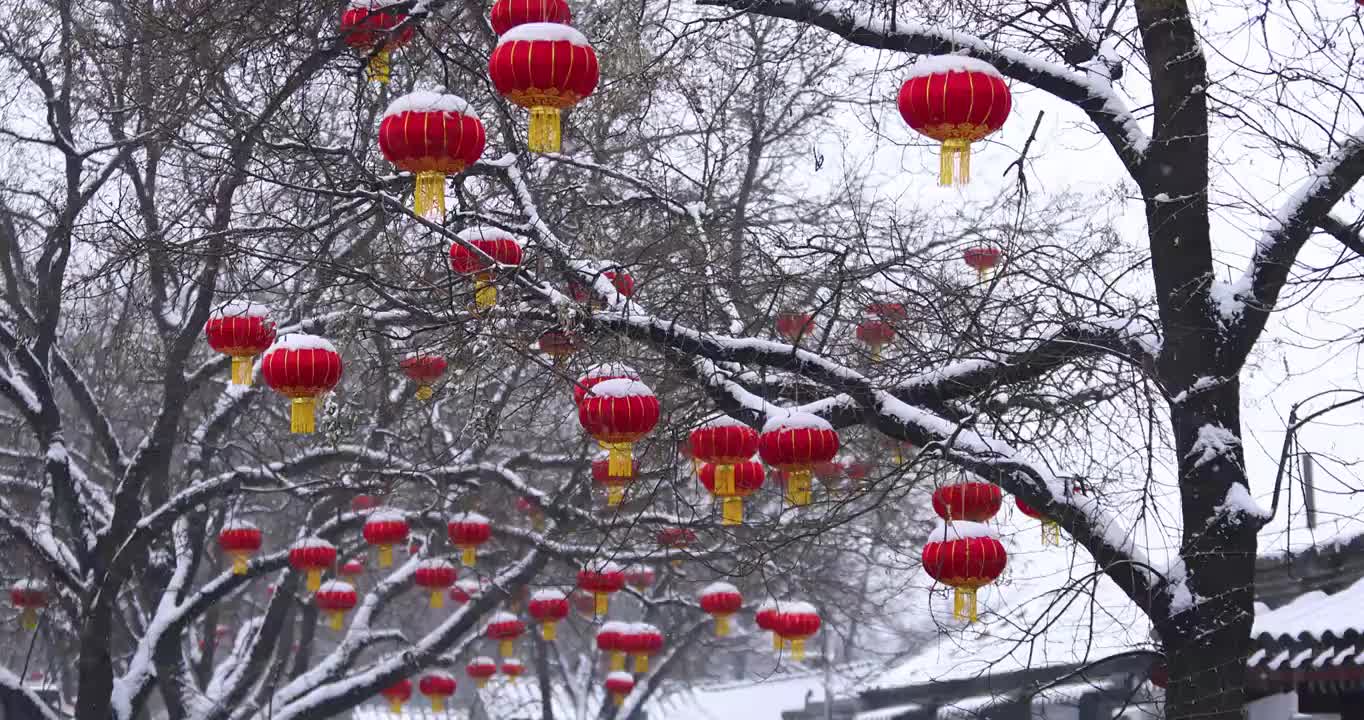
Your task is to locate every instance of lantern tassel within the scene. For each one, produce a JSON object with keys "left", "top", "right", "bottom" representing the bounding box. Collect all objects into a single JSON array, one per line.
[
  {"left": 532, "top": 515, "right": 544, "bottom": 531},
  {"left": 415, "top": 384, "right": 433, "bottom": 401},
  {"left": 378, "top": 544, "right": 393, "bottom": 568},
  {"left": 785, "top": 471, "right": 812, "bottom": 507},
  {"left": 430, "top": 590, "right": 444, "bottom": 609},
  {"left": 721, "top": 497, "right": 743, "bottom": 526},
  {"left": 714, "top": 614, "right": 731, "bottom": 637},
  {"left": 606, "top": 443, "right": 633, "bottom": 478},
  {"left": 414, "top": 171, "right": 446, "bottom": 221},
  {"left": 594, "top": 592, "right": 609, "bottom": 616},
  {"left": 431, "top": 697, "right": 445, "bottom": 713},
  {"left": 306, "top": 569, "right": 322, "bottom": 593},
  {"left": 716, "top": 464, "right": 735, "bottom": 494},
  {"left": 613, "top": 692, "right": 625, "bottom": 707},
  {"left": 231, "top": 552, "right": 248, "bottom": 575},
  {"left": 230, "top": 356, "right": 253, "bottom": 385},
  {"left": 542, "top": 620, "right": 557, "bottom": 641},
  {"left": 367, "top": 48, "right": 391, "bottom": 84},
  {"left": 610, "top": 651, "right": 625, "bottom": 671},
  {"left": 500, "top": 639, "right": 514, "bottom": 657},
  {"left": 791, "top": 638, "right": 806, "bottom": 661},
  {"left": 528, "top": 106, "right": 562, "bottom": 153},
  {"left": 870, "top": 344, "right": 882, "bottom": 363},
  {"left": 329, "top": 611, "right": 345, "bottom": 631},
  {"left": 289, "top": 397, "right": 317, "bottom": 434},
  {"left": 461, "top": 545, "right": 477, "bottom": 567},
  {"left": 940, "top": 139, "right": 972, "bottom": 186},
  {"left": 20, "top": 607, "right": 38, "bottom": 631},
  {"left": 771, "top": 632, "right": 782, "bottom": 652},
  {"left": 1043, "top": 520, "right": 1061, "bottom": 545},
  {"left": 476, "top": 678, "right": 488, "bottom": 689},
  {"left": 388, "top": 698, "right": 403, "bottom": 714},
  {"left": 953, "top": 587, "right": 979, "bottom": 623},
  {"left": 691, "top": 459, "right": 700, "bottom": 475},
  {"left": 634, "top": 654, "right": 649, "bottom": 673},
  {"left": 607, "top": 486, "right": 624, "bottom": 507},
  {"left": 474, "top": 275, "right": 497, "bottom": 310}
]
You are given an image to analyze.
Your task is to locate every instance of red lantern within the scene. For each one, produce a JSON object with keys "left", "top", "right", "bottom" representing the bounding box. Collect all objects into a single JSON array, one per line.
[
  {"left": 418, "top": 673, "right": 456, "bottom": 713},
  {"left": 569, "top": 268, "right": 635, "bottom": 307},
  {"left": 538, "top": 329, "right": 578, "bottom": 367},
  {"left": 623, "top": 622, "right": 664, "bottom": 672},
  {"left": 413, "top": 559, "right": 457, "bottom": 609},
  {"left": 517, "top": 495, "right": 545, "bottom": 530},
  {"left": 592, "top": 453, "right": 636, "bottom": 507},
  {"left": 963, "top": 245, "right": 1003, "bottom": 280},
  {"left": 624, "top": 564, "right": 655, "bottom": 591},
  {"left": 449, "top": 578, "right": 484, "bottom": 605},
  {"left": 528, "top": 589, "right": 569, "bottom": 640},
  {"left": 775, "top": 601, "right": 821, "bottom": 661},
  {"left": 897, "top": 56, "right": 1011, "bottom": 185},
  {"left": 933, "top": 482, "right": 1003, "bottom": 523},
  {"left": 857, "top": 303, "right": 905, "bottom": 362},
  {"left": 501, "top": 658, "right": 526, "bottom": 679},
  {"left": 845, "top": 460, "right": 873, "bottom": 489},
  {"left": 1015, "top": 497, "right": 1061, "bottom": 544},
  {"left": 490, "top": 0, "right": 571, "bottom": 35},
  {"left": 218, "top": 521, "right": 263, "bottom": 576},
  {"left": 447, "top": 512, "right": 492, "bottom": 566},
  {"left": 921, "top": 521, "right": 1008, "bottom": 623},
  {"left": 755, "top": 598, "right": 783, "bottom": 652},
  {"left": 9, "top": 580, "right": 47, "bottom": 631},
  {"left": 351, "top": 495, "right": 378, "bottom": 513},
  {"left": 814, "top": 460, "right": 844, "bottom": 491},
  {"left": 698, "top": 582, "right": 743, "bottom": 637},
  {"left": 758, "top": 413, "right": 840, "bottom": 507},
  {"left": 205, "top": 302, "right": 275, "bottom": 385},
  {"left": 379, "top": 91, "right": 486, "bottom": 220},
  {"left": 578, "top": 379, "right": 659, "bottom": 481},
  {"left": 260, "top": 334, "right": 343, "bottom": 434},
  {"left": 288, "top": 538, "right": 338, "bottom": 593},
  {"left": 577, "top": 560, "right": 626, "bottom": 616},
  {"left": 596, "top": 621, "right": 630, "bottom": 671},
  {"left": 656, "top": 527, "right": 696, "bottom": 550},
  {"left": 400, "top": 354, "right": 447, "bottom": 401},
  {"left": 605, "top": 671, "right": 635, "bottom": 706},
  {"left": 570, "top": 589, "right": 599, "bottom": 618},
  {"left": 775, "top": 311, "right": 815, "bottom": 343},
  {"left": 1149, "top": 661, "right": 1168, "bottom": 689},
  {"left": 466, "top": 656, "right": 498, "bottom": 688},
  {"left": 689, "top": 416, "right": 760, "bottom": 500},
  {"left": 450, "top": 226, "right": 523, "bottom": 310},
  {"left": 486, "top": 611, "right": 526, "bottom": 657},
  {"left": 488, "top": 23, "right": 600, "bottom": 153},
  {"left": 315, "top": 580, "right": 358, "bottom": 630},
  {"left": 573, "top": 363, "right": 640, "bottom": 405},
  {"left": 339, "top": 558, "right": 365, "bottom": 583},
  {"left": 363, "top": 509, "right": 410, "bottom": 568},
  {"left": 380, "top": 678, "right": 413, "bottom": 714},
  {"left": 699, "top": 460, "right": 765, "bottom": 526},
  {"left": 340, "top": 0, "right": 416, "bottom": 84}
]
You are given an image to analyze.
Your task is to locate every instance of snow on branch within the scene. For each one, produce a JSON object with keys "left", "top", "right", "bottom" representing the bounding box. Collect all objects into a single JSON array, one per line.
[
  {"left": 699, "top": 0, "right": 1150, "bottom": 175},
  {"left": 0, "top": 666, "right": 62, "bottom": 720}
]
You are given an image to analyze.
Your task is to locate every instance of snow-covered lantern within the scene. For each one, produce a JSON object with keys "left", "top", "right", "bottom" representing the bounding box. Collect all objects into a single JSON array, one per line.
[
  {"left": 776, "top": 601, "right": 821, "bottom": 661},
  {"left": 379, "top": 91, "right": 486, "bottom": 220},
  {"left": 573, "top": 362, "right": 640, "bottom": 405},
  {"left": 315, "top": 580, "right": 358, "bottom": 630},
  {"left": 380, "top": 678, "right": 412, "bottom": 714},
  {"left": 528, "top": 589, "right": 569, "bottom": 640},
  {"left": 218, "top": 520, "right": 263, "bottom": 576},
  {"left": 578, "top": 378, "right": 660, "bottom": 480},
  {"left": 605, "top": 671, "right": 635, "bottom": 706},
  {"left": 689, "top": 415, "right": 760, "bottom": 493},
  {"left": 486, "top": 611, "right": 526, "bottom": 657},
  {"left": 488, "top": 23, "right": 600, "bottom": 152},
  {"left": 418, "top": 673, "right": 456, "bottom": 712},
  {"left": 624, "top": 622, "right": 664, "bottom": 672},
  {"left": 450, "top": 226, "right": 523, "bottom": 310},
  {"left": 501, "top": 658, "right": 526, "bottom": 680},
  {"left": 596, "top": 621, "right": 630, "bottom": 671},
  {"left": 856, "top": 303, "right": 905, "bottom": 363},
  {"left": 921, "top": 520, "right": 1007, "bottom": 623},
  {"left": 897, "top": 56, "right": 1012, "bottom": 185},
  {"left": 363, "top": 508, "right": 410, "bottom": 568},
  {"left": 288, "top": 538, "right": 338, "bottom": 592},
  {"left": 577, "top": 560, "right": 626, "bottom": 615},
  {"left": 449, "top": 578, "right": 484, "bottom": 605},
  {"left": 260, "top": 334, "right": 343, "bottom": 434},
  {"left": 700, "top": 460, "right": 765, "bottom": 526},
  {"left": 755, "top": 598, "right": 783, "bottom": 651},
  {"left": 447, "top": 511, "right": 493, "bottom": 566},
  {"left": 204, "top": 301, "right": 275, "bottom": 385},
  {"left": 8, "top": 580, "right": 47, "bottom": 631},
  {"left": 758, "top": 412, "right": 840, "bottom": 507},
  {"left": 698, "top": 582, "right": 743, "bottom": 636},
  {"left": 414, "top": 558, "right": 457, "bottom": 608},
  {"left": 466, "top": 656, "right": 498, "bottom": 688},
  {"left": 624, "top": 564, "right": 655, "bottom": 591}
]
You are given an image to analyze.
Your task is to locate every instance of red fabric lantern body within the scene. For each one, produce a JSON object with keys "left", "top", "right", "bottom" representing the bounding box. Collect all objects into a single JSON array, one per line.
[
  {"left": 490, "top": 0, "right": 571, "bottom": 35},
  {"left": 449, "top": 227, "right": 524, "bottom": 309},
  {"left": 218, "top": 522, "right": 263, "bottom": 575},
  {"left": 578, "top": 379, "right": 659, "bottom": 481},
  {"left": 528, "top": 589, "right": 569, "bottom": 641},
  {"left": 340, "top": 1, "right": 415, "bottom": 84},
  {"left": 288, "top": 538, "right": 338, "bottom": 593},
  {"left": 363, "top": 510, "right": 410, "bottom": 568},
  {"left": 447, "top": 512, "right": 493, "bottom": 566},
  {"left": 573, "top": 363, "right": 640, "bottom": 405},
  {"left": 569, "top": 269, "right": 635, "bottom": 307},
  {"left": 205, "top": 302, "right": 275, "bottom": 385},
  {"left": 963, "top": 245, "right": 1004, "bottom": 280},
  {"left": 400, "top": 354, "right": 447, "bottom": 401},
  {"left": 315, "top": 581, "right": 358, "bottom": 630},
  {"left": 418, "top": 673, "right": 456, "bottom": 712},
  {"left": 538, "top": 329, "right": 578, "bottom": 367},
  {"left": 698, "top": 582, "right": 743, "bottom": 637},
  {"left": 755, "top": 599, "right": 783, "bottom": 651},
  {"left": 897, "top": 57, "right": 1011, "bottom": 185},
  {"left": 351, "top": 495, "right": 378, "bottom": 513},
  {"left": 932, "top": 482, "right": 1003, "bottom": 523},
  {"left": 577, "top": 561, "right": 626, "bottom": 616},
  {"left": 380, "top": 678, "right": 413, "bottom": 714},
  {"left": 699, "top": 460, "right": 765, "bottom": 526},
  {"left": 339, "top": 559, "right": 365, "bottom": 585},
  {"left": 379, "top": 92, "right": 486, "bottom": 220},
  {"left": 414, "top": 559, "right": 457, "bottom": 608},
  {"left": 857, "top": 303, "right": 905, "bottom": 362},
  {"left": 921, "top": 521, "right": 1008, "bottom": 623},
  {"left": 9, "top": 580, "right": 47, "bottom": 631},
  {"left": 656, "top": 528, "right": 695, "bottom": 567},
  {"left": 501, "top": 659, "right": 525, "bottom": 680},
  {"left": 605, "top": 671, "right": 635, "bottom": 706},
  {"left": 487, "top": 611, "right": 526, "bottom": 657},
  {"left": 450, "top": 578, "right": 484, "bottom": 605},
  {"left": 758, "top": 413, "right": 840, "bottom": 507},
  {"left": 596, "top": 621, "right": 630, "bottom": 671},
  {"left": 592, "top": 454, "right": 636, "bottom": 507},
  {"left": 488, "top": 23, "right": 599, "bottom": 152},
  {"left": 1015, "top": 497, "right": 1061, "bottom": 544},
  {"left": 624, "top": 564, "right": 655, "bottom": 591},
  {"left": 775, "top": 311, "right": 814, "bottom": 343},
  {"left": 775, "top": 602, "right": 821, "bottom": 661},
  {"left": 260, "top": 334, "right": 343, "bottom": 434},
  {"left": 467, "top": 657, "right": 498, "bottom": 688},
  {"left": 690, "top": 416, "right": 760, "bottom": 502},
  {"left": 623, "top": 623, "right": 664, "bottom": 673}
]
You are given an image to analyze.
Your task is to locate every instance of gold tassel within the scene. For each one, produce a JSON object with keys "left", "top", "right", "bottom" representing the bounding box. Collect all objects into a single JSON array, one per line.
[
  {"left": 230, "top": 356, "right": 252, "bottom": 385},
  {"left": 542, "top": 621, "right": 557, "bottom": 641},
  {"left": 610, "top": 652, "right": 625, "bottom": 671},
  {"left": 940, "top": 139, "right": 972, "bottom": 186},
  {"left": 431, "top": 697, "right": 445, "bottom": 713},
  {"left": 306, "top": 569, "right": 321, "bottom": 593},
  {"left": 1043, "top": 520, "right": 1061, "bottom": 545},
  {"left": 786, "top": 471, "right": 812, "bottom": 506},
  {"left": 613, "top": 692, "right": 625, "bottom": 707},
  {"left": 953, "top": 588, "right": 979, "bottom": 623},
  {"left": 231, "top": 553, "right": 248, "bottom": 575},
  {"left": 771, "top": 633, "right": 782, "bottom": 651},
  {"left": 721, "top": 497, "right": 743, "bottom": 526},
  {"left": 528, "top": 106, "right": 562, "bottom": 153},
  {"left": 476, "top": 678, "right": 488, "bottom": 689},
  {"left": 716, "top": 465, "right": 735, "bottom": 495},
  {"left": 414, "top": 171, "right": 446, "bottom": 220},
  {"left": 367, "top": 48, "right": 391, "bottom": 84},
  {"left": 474, "top": 276, "right": 497, "bottom": 310},
  {"left": 430, "top": 590, "right": 444, "bottom": 609},
  {"left": 715, "top": 615, "right": 730, "bottom": 637},
  {"left": 500, "top": 639, "right": 514, "bottom": 657},
  {"left": 607, "top": 486, "right": 624, "bottom": 507},
  {"left": 290, "top": 397, "right": 317, "bottom": 434},
  {"left": 462, "top": 546, "right": 477, "bottom": 567},
  {"left": 870, "top": 344, "right": 882, "bottom": 363},
  {"left": 388, "top": 698, "right": 402, "bottom": 714},
  {"left": 608, "top": 443, "right": 632, "bottom": 477},
  {"left": 532, "top": 515, "right": 544, "bottom": 531},
  {"left": 415, "top": 385, "right": 433, "bottom": 401},
  {"left": 792, "top": 638, "right": 806, "bottom": 661},
  {"left": 634, "top": 655, "right": 649, "bottom": 673},
  {"left": 691, "top": 459, "right": 700, "bottom": 475},
  {"left": 20, "top": 608, "right": 38, "bottom": 631},
  {"left": 329, "top": 611, "right": 344, "bottom": 631},
  {"left": 595, "top": 592, "right": 609, "bottom": 616},
  {"left": 378, "top": 544, "right": 393, "bottom": 568}
]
